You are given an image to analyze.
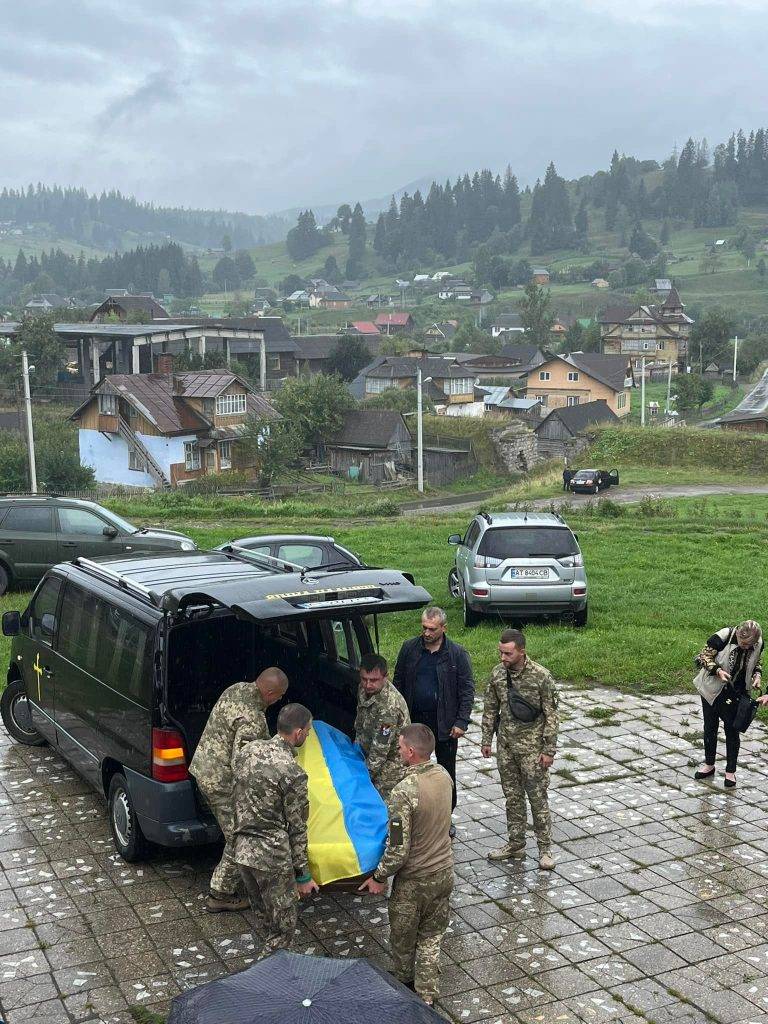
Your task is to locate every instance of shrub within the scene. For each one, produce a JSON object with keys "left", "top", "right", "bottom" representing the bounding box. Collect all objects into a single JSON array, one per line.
[{"left": 585, "top": 425, "right": 768, "bottom": 475}]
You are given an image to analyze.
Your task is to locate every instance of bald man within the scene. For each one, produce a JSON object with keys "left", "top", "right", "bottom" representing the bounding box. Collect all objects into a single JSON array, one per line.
[{"left": 190, "top": 667, "right": 289, "bottom": 912}]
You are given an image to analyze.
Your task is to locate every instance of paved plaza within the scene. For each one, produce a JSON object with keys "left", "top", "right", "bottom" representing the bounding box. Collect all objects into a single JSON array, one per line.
[{"left": 2, "top": 688, "right": 768, "bottom": 1023}]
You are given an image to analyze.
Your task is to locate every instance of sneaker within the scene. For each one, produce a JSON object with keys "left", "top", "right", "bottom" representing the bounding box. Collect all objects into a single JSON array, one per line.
[
  {"left": 538, "top": 852, "right": 556, "bottom": 871},
  {"left": 205, "top": 892, "right": 251, "bottom": 913},
  {"left": 487, "top": 843, "right": 526, "bottom": 861}
]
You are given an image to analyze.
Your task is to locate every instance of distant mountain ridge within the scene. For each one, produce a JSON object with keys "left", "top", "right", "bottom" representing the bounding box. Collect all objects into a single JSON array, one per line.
[{"left": 274, "top": 175, "right": 436, "bottom": 225}]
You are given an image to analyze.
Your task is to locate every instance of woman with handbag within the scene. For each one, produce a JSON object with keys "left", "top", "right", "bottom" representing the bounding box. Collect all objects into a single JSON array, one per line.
[{"left": 694, "top": 620, "right": 768, "bottom": 788}]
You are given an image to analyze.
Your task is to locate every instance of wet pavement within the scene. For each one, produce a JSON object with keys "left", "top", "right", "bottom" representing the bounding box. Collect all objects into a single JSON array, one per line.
[{"left": 2, "top": 688, "right": 768, "bottom": 1023}]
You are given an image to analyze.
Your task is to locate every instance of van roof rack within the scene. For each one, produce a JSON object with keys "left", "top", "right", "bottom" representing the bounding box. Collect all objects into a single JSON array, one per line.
[
  {"left": 219, "top": 544, "right": 304, "bottom": 574},
  {"left": 0, "top": 492, "right": 62, "bottom": 499},
  {"left": 72, "top": 557, "right": 160, "bottom": 606}
]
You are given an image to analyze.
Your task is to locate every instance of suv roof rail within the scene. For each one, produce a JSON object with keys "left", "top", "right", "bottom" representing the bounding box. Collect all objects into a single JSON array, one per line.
[
  {"left": 0, "top": 492, "right": 63, "bottom": 499},
  {"left": 479, "top": 510, "right": 493, "bottom": 524},
  {"left": 219, "top": 544, "right": 304, "bottom": 574},
  {"left": 72, "top": 557, "right": 159, "bottom": 605}
]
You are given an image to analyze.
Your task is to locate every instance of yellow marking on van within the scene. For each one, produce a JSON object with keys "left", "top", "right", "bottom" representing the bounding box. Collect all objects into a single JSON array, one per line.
[{"left": 33, "top": 653, "right": 43, "bottom": 702}]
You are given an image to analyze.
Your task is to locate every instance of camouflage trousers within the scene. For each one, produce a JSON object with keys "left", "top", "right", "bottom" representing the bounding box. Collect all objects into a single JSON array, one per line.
[
  {"left": 497, "top": 745, "right": 551, "bottom": 852},
  {"left": 239, "top": 863, "right": 298, "bottom": 959},
  {"left": 196, "top": 782, "right": 243, "bottom": 897},
  {"left": 388, "top": 867, "right": 453, "bottom": 1002}
]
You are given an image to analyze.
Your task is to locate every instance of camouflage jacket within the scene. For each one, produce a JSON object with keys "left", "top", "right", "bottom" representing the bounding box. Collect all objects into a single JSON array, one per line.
[
  {"left": 354, "top": 682, "right": 410, "bottom": 787},
  {"left": 481, "top": 658, "right": 559, "bottom": 758},
  {"left": 189, "top": 683, "right": 268, "bottom": 796},
  {"left": 231, "top": 734, "right": 310, "bottom": 880},
  {"left": 375, "top": 762, "right": 453, "bottom": 881}
]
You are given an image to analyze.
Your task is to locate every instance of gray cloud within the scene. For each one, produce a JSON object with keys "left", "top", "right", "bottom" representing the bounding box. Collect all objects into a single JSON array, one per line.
[{"left": 1, "top": 0, "right": 766, "bottom": 213}]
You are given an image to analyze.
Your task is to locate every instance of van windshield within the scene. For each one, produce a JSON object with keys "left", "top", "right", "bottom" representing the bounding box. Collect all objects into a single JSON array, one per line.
[{"left": 479, "top": 527, "right": 578, "bottom": 560}]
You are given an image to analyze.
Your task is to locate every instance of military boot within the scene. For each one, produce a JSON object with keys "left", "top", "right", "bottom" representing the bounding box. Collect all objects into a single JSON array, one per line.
[
  {"left": 538, "top": 851, "right": 556, "bottom": 871},
  {"left": 487, "top": 842, "right": 526, "bottom": 861},
  {"left": 205, "top": 891, "right": 251, "bottom": 913}
]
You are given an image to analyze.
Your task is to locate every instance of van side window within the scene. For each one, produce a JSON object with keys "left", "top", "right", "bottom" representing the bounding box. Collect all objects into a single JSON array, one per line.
[
  {"left": 464, "top": 521, "right": 481, "bottom": 549},
  {"left": 29, "top": 577, "right": 62, "bottom": 645},
  {"left": 100, "top": 605, "right": 153, "bottom": 705},
  {"left": 329, "top": 620, "right": 361, "bottom": 667},
  {"left": 5, "top": 507, "right": 53, "bottom": 532},
  {"left": 58, "top": 585, "right": 101, "bottom": 675}
]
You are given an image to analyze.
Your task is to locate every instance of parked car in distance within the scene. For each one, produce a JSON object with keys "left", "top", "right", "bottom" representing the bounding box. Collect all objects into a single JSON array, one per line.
[
  {"left": 568, "top": 469, "right": 618, "bottom": 494},
  {"left": 0, "top": 551, "right": 430, "bottom": 861},
  {"left": 214, "top": 534, "right": 361, "bottom": 569},
  {"left": 448, "top": 510, "right": 588, "bottom": 627},
  {"left": 0, "top": 495, "right": 196, "bottom": 595}
]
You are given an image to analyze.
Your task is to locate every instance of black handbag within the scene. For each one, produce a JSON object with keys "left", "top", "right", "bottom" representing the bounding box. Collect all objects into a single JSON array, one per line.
[
  {"left": 732, "top": 692, "right": 760, "bottom": 733},
  {"left": 506, "top": 672, "right": 541, "bottom": 724}
]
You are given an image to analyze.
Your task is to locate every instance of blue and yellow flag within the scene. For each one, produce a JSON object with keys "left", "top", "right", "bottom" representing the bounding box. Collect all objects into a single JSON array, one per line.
[{"left": 296, "top": 721, "right": 388, "bottom": 885}]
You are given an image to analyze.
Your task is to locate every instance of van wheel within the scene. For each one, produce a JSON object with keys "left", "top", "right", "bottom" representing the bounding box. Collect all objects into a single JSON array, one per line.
[
  {"left": 463, "top": 591, "right": 480, "bottom": 628},
  {"left": 573, "top": 605, "right": 588, "bottom": 628},
  {"left": 1, "top": 678, "right": 46, "bottom": 746},
  {"left": 108, "top": 773, "right": 149, "bottom": 862},
  {"left": 0, "top": 565, "right": 9, "bottom": 597},
  {"left": 448, "top": 567, "right": 461, "bottom": 599}
]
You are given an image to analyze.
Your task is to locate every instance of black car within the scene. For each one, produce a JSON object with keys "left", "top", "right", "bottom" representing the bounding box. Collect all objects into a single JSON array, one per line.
[
  {"left": 568, "top": 469, "right": 619, "bottom": 494},
  {"left": 0, "top": 495, "right": 195, "bottom": 594},
  {"left": 214, "top": 533, "right": 361, "bottom": 569},
  {"left": 0, "top": 550, "right": 430, "bottom": 861}
]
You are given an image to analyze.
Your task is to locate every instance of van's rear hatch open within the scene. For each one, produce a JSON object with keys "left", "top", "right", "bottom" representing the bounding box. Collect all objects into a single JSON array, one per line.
[{"left": 160, "top": 566, "right": 431, "bottom": 621}]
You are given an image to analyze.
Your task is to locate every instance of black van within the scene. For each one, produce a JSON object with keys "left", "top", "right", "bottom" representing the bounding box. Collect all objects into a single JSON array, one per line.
[{"left": 1, "top": 550, "right": 430, "bottom": 861}]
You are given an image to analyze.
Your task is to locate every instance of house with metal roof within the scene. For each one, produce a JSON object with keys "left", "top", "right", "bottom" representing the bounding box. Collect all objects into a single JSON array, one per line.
[
  {"left": 70, "top": 369, "right": 278, "bottom": 489},
  {"left": 374, "top": 311, "right": 415, "bottom": 334},
  {"left": 24, "top": 293, "right": 74, "bottom": 313},
  {"left": 599, "top": 288, "right": 693, "bottom": 372},
  {"left": 717, "top": 368, "right": 768, "bottom": 433},
  {"left": 490, "top": 312, "right": 525, "bottom": 338},
  {"left": 359, "top": 355, "right": 476, "bottom": 406},
  {"left": 523, "top": 353, "right": 634, "bottom": 418},
  {"left": 90, "top": 294, "right": 170, "bottom": 322}
]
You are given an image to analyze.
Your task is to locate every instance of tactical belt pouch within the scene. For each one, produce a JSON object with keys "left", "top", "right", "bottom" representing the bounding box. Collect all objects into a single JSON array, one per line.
[{"left": 507, "top": 675, "right": 541, "bottom": 724}]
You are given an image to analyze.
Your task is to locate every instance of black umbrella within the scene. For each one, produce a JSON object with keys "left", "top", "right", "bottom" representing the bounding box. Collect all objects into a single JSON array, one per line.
[{"left": 167, "top": 951, "right": 446, "bottom": 1024}]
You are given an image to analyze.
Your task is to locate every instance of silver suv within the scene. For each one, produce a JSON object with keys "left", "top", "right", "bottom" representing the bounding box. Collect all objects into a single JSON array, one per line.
[{"left": 448, "top": 511, "right": 588, "bottom": 627}]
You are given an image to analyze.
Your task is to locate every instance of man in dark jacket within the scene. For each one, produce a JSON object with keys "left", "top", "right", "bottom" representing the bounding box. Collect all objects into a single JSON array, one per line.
[{"left": 393, "top": 607, "right": 475, "bottom": 821}]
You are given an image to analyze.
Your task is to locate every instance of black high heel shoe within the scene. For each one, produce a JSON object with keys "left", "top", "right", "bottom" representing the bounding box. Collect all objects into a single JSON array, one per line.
[
  {"left": 694, "top": 767, "right": 716, "bottom": 780},
  {"left": 724, "top": 776, "right": 737, "bottom": 789}
]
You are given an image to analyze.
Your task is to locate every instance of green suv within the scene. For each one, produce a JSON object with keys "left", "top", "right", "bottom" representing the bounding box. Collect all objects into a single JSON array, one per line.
[{"left": 0, "top": 495, "right": 196, "bottom": 594}]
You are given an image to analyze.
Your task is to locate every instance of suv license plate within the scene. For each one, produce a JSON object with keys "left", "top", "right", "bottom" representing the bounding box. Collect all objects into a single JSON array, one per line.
[{"left": 509, "top": 568, "right": 550, "bottom": 579}]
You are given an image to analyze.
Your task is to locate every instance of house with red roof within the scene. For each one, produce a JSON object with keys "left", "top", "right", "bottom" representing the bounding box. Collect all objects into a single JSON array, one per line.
[
  {"left": 339, "top": 321, "right": 381, "bottom": 337},
  {"left": 374, "top": 311, "right": 415, "bottom": 335}
]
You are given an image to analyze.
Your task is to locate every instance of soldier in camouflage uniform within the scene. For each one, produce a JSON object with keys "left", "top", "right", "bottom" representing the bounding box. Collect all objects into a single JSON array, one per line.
[
  {"left": 189, "top": 667, "right": 289, "bottom": 911},
  {"left": 481, "top": 628, "right": 559, "bottom": 870},
  {"left": 359, "top": 724, "right": 453, "bottom": 1006},
  {"left": 354, "top": 653, "right": 411, "bottom": 799},
  {"left": 232, "top": 703, "right": 319, "bottom": 957}
]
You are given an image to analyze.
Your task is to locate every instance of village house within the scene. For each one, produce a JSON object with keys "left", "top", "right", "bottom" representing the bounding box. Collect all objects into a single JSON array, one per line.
[
  {"left": 308, "top": 285, "right": 352, "bottom": 309},
  {"left": 531, "top": 267, "right": 550, "bottom": 286},
  {"left": 490, "top": 313, "right": 525, "bottom": 338},
  {"left": 322, "top": 409, "right": 413, "bottom": 482},
  {"left": 70, "top": 367, "right": 279, "bottom": 489},
  {"left": 24, "top": 293, "right": 75, "bottom": 313},
  {"left": 438, "top": 279, "right": 471, "bottom": 300},
  {"left": 424, "top": 321, "right": 458, "bottom": 344},
  {"left": 90, "top": 294, "right": 170, "bottom": 322},
  {"left": 296, "top": 334, "right": 379, "bottom": 375},
  {"left": 591, "top": 278, "right": 610, "bottom": 289},
  {"left": 360, "top": 355, "right": 476, "bottom": 407},
  {"left": 374, "top": 311, "right": 415, "bottom": 334},
  {"left": 338, "top": 321, "right": 381, "bottom": 337},
  {"left": 523, "top": 352, "right": 633, "bottom": 417},
  {"left": 534, "top": 398, "right": 619, "bottom": 459},
  {"left": 599, "top": 287, "right": 693, "bottom": 372}
]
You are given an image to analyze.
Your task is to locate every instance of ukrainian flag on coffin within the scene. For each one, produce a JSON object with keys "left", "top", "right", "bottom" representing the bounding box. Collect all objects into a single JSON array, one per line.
[{"left": 295, "top": 721, "right": 388, "bottom": 885}]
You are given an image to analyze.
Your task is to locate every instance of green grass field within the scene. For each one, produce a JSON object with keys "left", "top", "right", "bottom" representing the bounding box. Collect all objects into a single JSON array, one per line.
[{"left": 3, "top": 494, "right": 766, "bottom": 697}]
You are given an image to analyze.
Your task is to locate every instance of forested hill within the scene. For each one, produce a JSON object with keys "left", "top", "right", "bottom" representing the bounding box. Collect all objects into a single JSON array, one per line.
[
  {"left": 283, "top": 129, "right": 768, "bottom": 270},
  {"left": 0, "top": 184, "right": 288, "bottom": 251}
]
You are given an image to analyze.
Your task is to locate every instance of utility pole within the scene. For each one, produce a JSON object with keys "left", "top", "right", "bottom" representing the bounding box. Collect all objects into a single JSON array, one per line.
[
  {"left": 21, "top": 349, "right": 37, "bottom": 493},
  {"left": 732, "top": 335, "right": 739, "bottom": 382},
  {"left": 640, "top": 356, "right": 646, "bottom": 427},
  {"left": 417, "top": 367, "right": 424, "bottom": 493}
]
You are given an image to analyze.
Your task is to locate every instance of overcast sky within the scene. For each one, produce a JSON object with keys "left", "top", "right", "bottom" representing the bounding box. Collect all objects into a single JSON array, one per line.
[{"left": 3, "top": 0, "right": 766, "bottom": 217}]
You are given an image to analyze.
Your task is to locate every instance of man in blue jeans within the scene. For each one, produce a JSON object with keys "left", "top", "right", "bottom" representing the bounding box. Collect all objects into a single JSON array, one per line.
[{"left": 393, "top": 606, "right": 475, "bottom": 833}]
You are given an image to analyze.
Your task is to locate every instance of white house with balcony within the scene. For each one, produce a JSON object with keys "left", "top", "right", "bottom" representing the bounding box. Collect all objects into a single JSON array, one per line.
[{"left": 70, "top": 369, "right": 279, "bottom": 488}]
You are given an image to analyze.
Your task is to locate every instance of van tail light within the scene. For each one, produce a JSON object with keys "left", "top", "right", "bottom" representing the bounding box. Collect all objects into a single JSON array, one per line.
[
  {"left": 152, "top": 727, "right": 189, "bottom": 783},
  {"left": 572, "top": 585, "right": 587, "bottom": 597},
  {"left": 472, "top": 586, "right": 490, "bottom": 598},
  {"left": 558, "top": 553, "right": 584, "bottom": 568}
]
